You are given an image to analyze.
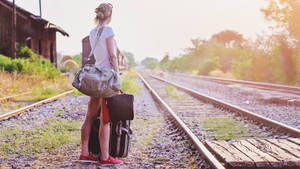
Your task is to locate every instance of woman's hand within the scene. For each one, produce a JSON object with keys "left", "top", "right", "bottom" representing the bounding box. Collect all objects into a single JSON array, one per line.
[{"left": 106, "top": 36, "right": 119, "bottom": 72}]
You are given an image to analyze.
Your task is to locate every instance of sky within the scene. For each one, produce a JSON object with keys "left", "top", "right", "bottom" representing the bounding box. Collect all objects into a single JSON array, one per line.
[{"left": 9, "top": 0, "right": 270, "bottom": 61}]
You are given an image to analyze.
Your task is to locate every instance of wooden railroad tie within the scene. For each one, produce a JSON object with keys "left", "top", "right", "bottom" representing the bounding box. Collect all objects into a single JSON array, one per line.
[{"left": 205, "top": 138, "right": 300, "bottom": 169}]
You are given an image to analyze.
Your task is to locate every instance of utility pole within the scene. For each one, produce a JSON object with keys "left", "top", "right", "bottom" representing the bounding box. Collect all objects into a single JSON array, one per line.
[
  {"left": 39, "top": 0, "right": 42, "bottom": 17},
  {"left": 11, "top": 0, "right": 16, "bottom": 59}
]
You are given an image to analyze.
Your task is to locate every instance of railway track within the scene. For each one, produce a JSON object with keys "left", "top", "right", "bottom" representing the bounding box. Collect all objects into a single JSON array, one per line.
[
  {"left": 0, "top": 90, "right": 73, "bottom": 121},
  {"left": 139, "top": 73, "right": 300, "bottom": 169},
  {"left": 157, "top": 71, "right": 300, "bottom": 130},
  {"left": 1, "top": 73, "right": 299, "bottom": 168},
  {"left": 174, "top": 72, "right": 300, "bottom": 96}
]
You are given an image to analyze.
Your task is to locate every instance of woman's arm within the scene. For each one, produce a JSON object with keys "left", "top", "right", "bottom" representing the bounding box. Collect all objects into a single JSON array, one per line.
[{"left": 106, "top": 36, "right": 119, "bottom": 72}]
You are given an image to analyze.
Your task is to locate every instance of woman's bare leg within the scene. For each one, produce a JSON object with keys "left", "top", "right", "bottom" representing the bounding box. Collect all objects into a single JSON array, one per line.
[
  {"left": 81, "top": 97, "right": 101, "bottom": 156},
  {"left": 99, "top": 102, "right": 110, "bottom": 160}
]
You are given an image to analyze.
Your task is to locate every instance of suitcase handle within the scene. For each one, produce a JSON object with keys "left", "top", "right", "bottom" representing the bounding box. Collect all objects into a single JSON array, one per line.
[{"left": 115, "top": 121, "right": 133, "bottom": 136}]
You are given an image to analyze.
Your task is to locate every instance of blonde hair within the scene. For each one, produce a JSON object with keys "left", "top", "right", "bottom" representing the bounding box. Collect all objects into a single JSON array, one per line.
[{"left": 95, "top": 3, "right": 113, "bottom": 23}]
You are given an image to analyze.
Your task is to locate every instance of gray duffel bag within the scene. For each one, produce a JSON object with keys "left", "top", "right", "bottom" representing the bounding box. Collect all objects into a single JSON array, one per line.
[{"left": 72, "top": 27, "right": 121, "bottom": 98}]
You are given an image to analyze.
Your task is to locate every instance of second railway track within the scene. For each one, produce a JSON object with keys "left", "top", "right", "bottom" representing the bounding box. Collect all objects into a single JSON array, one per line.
[
  {"left": 139, "top": 73, "right": 300, "bottom": 169},
  {"left": 157, "top": 71, "right": 300, "bottom": 130},
  {"left": 175, "top": 72, "right": 300, "bottom": 96},
  {"left": 0, "top": 90, "right": 73, "bottom": 121}
]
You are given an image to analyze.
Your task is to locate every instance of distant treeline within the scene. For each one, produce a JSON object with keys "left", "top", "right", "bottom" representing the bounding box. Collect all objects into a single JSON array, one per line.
[
  {"left": 142, "top": 0, "right": 300, "bottom": 86},
  {"left": 142, "top": 30, "right": 300, "bottom": 85}
]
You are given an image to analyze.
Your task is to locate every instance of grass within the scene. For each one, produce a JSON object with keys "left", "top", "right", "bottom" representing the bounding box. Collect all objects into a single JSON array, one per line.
[
  {"left": 124, "top": 70, "right": 139, "bottom": 79},
  {"left": 0, "top": 71, "right": 73, "bottom": 114},
  {"left": 165, "top": 85, "right": 179, "bottom": 99},
  {"left": 132, "top": 117, "right": 162, "bottom": 148},
  {"left": 0, "top": 118, "right": 80, "bottom": 155},
  {"left": 121, "top": 71, "right": 142, "bottom": 95},
  {"left": 202, "top": 117, "right": 250, "bottom": 140},
  {"left": 72, "top": 89, "right": 83, "bottom": 97},
  {"left": 30, "top": 87, "right": 56, "bottom": 101},
  {"left": 0, "top": 71, "right": 72, "bottom": 98},
  {"left": 0, "top": 101, "right": 26, "bottom": 114},
  {"left": 55, "top": 110, "right": 64, "bottom": 117}
]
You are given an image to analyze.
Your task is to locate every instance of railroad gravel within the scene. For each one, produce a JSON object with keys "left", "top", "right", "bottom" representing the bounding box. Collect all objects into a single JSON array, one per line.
[
  {"left": 0, "top": 95, "right": 89, "bottom": 169},
  {"left": 0, "top": 78, "right": 207, "bottom": 168},
  {"left": 0, "top": 95, "right": 89, "bottom": 129},
  {"left": 159, "top": 72, "right": 300, "bottom": 130},
  {"left": 61, "top": 79, "right": 207, "bottom": 169}
]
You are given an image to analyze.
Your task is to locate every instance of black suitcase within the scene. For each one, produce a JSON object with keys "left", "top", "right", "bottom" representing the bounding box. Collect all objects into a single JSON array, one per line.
[
  {"left": 88, "top": 116, "right": 101, "bottom": 156},
  {"left": 88, "top": 110, "right": 132, "bottom": 158},
  {"left": 109, "top": 120, "right": 132, "bottom": 157}
]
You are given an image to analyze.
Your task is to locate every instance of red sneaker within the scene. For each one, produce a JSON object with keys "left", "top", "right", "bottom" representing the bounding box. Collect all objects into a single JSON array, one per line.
[
  {"left": 79, "top": 154, "right": 98, "bottom": 163},
  {"left": 100, "top": 156, "right": 123, "bottom": 166}
]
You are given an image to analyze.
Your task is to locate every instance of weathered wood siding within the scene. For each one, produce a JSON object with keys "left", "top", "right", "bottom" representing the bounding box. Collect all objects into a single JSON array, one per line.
[
  {"left": 0, "top": 4, "right": 13, "bottom": 56},
  {"left": 0, "top": 1, "right": 57, "bottom": 65}
]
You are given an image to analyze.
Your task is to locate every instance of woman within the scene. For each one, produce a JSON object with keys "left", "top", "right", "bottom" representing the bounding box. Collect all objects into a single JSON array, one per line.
[{"left": 79, "top": 3, "right": 123, "bottom": 166}]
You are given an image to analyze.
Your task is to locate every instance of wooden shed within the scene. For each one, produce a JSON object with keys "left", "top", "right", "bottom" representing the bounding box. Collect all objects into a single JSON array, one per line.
[{"left": 0, "top": 0, "right": 69, "bottom": 65}]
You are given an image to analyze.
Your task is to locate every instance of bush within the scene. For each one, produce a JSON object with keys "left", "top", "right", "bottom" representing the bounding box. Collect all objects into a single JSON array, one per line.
[
  {"left": 121, "top": 72, "right": 142, "bottom": 95},
  {"left": 232, "top": 58, "right": 253, "bottom": 80},
  {"left": 0, "top": 54, "right": 61, "bottom": 79},
  {"left": 198, "top": 57, "right": 221, "bottom": 75},
  {"left": 268, "top": 46, "right": 289, "bottom": 84},
  {"left": 16, "top": 44, "right": 38, "bottom": 59}
]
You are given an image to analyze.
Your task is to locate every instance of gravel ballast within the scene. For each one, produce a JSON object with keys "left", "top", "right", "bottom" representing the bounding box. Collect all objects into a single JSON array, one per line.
[{"left": 0, "top": 78, "right": 207, "bottom": 168}]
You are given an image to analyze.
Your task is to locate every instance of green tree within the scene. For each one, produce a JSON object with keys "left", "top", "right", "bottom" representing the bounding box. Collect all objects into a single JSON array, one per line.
[
  {"left": 262, "top": 1, "right": 300, "bottom": 84},
  {"left": 159, "top": 54, "right": 170, "bottom": 70},
  {"left": 211, "top": 30, "right": 244, "bottom": 48},
  {"left": 160, "top": 54, "right": 169, "bottom": 65},
  {"left": 141, "top": 57, "right": 159, "bottom": 70},
  {"left": 123, "top": 51, "right": 136, "bottom": 68},
  {"left": 73, "top": 53, "right": 82, "bottom": 67},
  {"left": 261, "top": 0, "right": 300, "bottom": 44}
]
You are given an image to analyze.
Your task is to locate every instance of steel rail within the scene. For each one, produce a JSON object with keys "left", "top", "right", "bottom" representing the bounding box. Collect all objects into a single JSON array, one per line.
[
  {"left": 0, "top": 91, "right": 32, "bottom": 103},
  {"left": 138, "top": 73, "right": 225, "bottom": 169},
  {"left": 0, "top": 90, "right": 73, "bottom": 121},
  {"left": 151, "top": 75, "right": 300, "bottom": 137},
  {"left": 174, "top": 72, "right": 300, "bottom": 95}
]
